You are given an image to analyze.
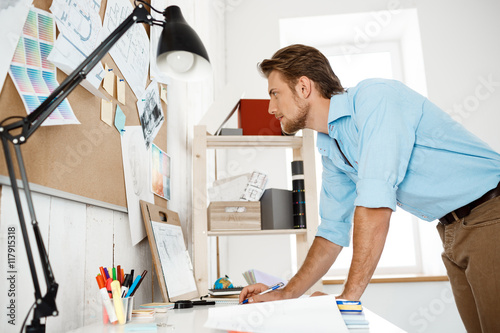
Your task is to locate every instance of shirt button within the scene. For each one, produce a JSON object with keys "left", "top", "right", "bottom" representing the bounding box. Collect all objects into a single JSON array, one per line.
[
  {"left": 422, "top": 215, "right": 427, "bottom": 219},
  {"left": 397, "top": 203, "right": 402, "bottom": 207}
]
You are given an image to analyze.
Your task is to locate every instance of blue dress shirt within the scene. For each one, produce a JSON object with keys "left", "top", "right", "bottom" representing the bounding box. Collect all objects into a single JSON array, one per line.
[{"left": 316, "top": 79, "right": 500, "bottom": 247}]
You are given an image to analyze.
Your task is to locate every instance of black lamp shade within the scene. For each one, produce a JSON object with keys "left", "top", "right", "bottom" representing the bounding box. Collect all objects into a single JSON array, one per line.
[{"left": 156, "top": 6, "right": 211, "bottom": 81}]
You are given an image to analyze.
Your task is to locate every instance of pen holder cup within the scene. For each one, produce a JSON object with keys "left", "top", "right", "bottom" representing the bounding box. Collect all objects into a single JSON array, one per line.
[
  {"left": 123, "top": 296, "right": 134, "bottom": 323},
  {"left": 101, "top": 296, "right": 134, "bottom": 324}
]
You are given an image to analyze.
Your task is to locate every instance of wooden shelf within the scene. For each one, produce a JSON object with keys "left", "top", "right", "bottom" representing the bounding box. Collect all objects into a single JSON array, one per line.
[
  {"left": 207, "top": 229, "right": 308, "bottom": 236},
  {"left": 206, "top": 135, "right": 303, "bottom": 149},
  {"left": 193, "top": 125, "right": 320, "bottom": 295}
]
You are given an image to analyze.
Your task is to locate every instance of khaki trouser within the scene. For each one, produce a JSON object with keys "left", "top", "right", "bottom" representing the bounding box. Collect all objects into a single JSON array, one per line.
[{"left": 437, "top": 195, "right": 500, "bottom": 333}]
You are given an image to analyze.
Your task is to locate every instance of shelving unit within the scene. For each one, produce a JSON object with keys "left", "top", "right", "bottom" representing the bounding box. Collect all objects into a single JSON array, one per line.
[{"left": 192, "top": 125, "right": 321, "bottom": 295}]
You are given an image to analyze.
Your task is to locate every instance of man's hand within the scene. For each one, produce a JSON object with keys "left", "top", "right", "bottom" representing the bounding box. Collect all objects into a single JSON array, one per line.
[
  {"left": 238, "top": 283, "right": 292, "bottom": 304},
  {"left": 238, "top": 237, "right": 342, "bottom": 304}
]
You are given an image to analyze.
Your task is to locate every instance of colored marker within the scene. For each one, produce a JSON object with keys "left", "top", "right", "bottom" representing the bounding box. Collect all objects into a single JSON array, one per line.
[
  {"left": 103, "top": 267, "right": 110, "bottom": 280},
  {"left": 125, "top": 275, "right": 142, "bottom": 298},
  {"left": 99, "top": 266, "right": 106, "bottom": 280},
  {"left": 96, "top": 275, "right": 117, "bottom": 324},
  {"left": 111, "top": 280, "right": 126, "bottom": 324},
  {"left": 121, "top": 274, "right": 130, "bottom": 298},
  {"left": 106, "top": 277, "right": 113, "bottom": 298},
  {"left": 130, "top": 270, "right": 147, "bottom": 297},
  {"left": 112, "top": 267, "right": 116, "bottom": 281}
]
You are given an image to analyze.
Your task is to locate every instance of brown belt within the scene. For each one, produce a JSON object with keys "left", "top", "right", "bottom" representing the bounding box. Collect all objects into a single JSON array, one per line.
[{"left": 439, "top": 181, "right": 500, "bottom": 225}]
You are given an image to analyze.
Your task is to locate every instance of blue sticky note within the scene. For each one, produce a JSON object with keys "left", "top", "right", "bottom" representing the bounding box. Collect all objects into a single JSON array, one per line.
[{"left": 114, "top": 105, "right": 126, "bottom": 135}]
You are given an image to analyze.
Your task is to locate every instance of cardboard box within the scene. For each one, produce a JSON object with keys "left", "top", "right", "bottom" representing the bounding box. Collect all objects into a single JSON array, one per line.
[
  {"left": 208, "top": 201, "right": 261, "bottom": 231},
  {"left": 238, "top": 99, "right": 282, "bottom": 135},
  {"left": 260, "top": 189, "right": 294, "bottom": 230}
]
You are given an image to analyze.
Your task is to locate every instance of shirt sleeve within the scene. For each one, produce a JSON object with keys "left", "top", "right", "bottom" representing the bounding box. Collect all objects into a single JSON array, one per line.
[
  {"left": 317, "top": 155, "right": 357, "bottom": 247},
  {"left": 353, "top": 82, "right": 423, "bottom": 210}
]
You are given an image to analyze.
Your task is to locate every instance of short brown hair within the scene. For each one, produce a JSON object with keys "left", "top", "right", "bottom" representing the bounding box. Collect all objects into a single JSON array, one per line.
[{"left": 259, "top": 44, "right": 344, "bottom": 99}]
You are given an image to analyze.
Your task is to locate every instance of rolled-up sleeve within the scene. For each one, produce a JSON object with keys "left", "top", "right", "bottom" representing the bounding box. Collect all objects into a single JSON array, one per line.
[
  {"left": 317, "top": 155, "right": 356, "bottom": 247},
  {"left": 353, "top": 83, "right": 423, "bottom": 210}
]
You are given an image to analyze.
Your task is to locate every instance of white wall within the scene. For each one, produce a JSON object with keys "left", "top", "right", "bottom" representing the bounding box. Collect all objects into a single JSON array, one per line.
[
  {"left": 0, "top": 1, "right": 225, "bottom": 331},
  {"left": 0, "top": 187, "right": 158, "bottom": 332},
  {"left": 224, "top": 0, "right": 500, "bottom": 332}
]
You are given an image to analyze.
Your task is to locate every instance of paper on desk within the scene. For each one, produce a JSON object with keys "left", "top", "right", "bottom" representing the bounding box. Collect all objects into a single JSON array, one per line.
[{"left": 204, "top": 295, "right": 349, "bottom": 333}]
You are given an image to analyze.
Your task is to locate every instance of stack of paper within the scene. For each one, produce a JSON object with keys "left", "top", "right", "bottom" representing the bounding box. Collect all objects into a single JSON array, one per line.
[
  {"left": 131, "top": 309, "right": 155, "bottom": 319},
  {"left": 139, "top": 302, "right": 174, "bottom": 313},
  {"left": 208, "top": 171, "right": 268, "bottom": 202},
  {"left": 337, "top": 300, "right": 369, "bottom": 329},
  {"left": 242, "top": 269, "right": 287, "bottom": 287}
]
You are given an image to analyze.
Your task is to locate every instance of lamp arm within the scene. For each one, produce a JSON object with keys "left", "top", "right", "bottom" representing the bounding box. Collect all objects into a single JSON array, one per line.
[{"left": 0, "top": 4, "right": 154, "bottom": 332}]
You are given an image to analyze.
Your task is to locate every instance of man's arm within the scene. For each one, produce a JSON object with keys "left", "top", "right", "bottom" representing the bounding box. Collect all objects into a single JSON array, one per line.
[
  {"left": 338, "top": 206, "right": 391, "bottom": 300},
  {"left": 238, "top": 236, "right": 342, "bottom": 303}
]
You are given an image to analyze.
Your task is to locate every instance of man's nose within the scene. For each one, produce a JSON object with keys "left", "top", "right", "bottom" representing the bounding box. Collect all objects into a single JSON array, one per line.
[{"left": 268, "top": 99, "right": 276, "bottom": 115}]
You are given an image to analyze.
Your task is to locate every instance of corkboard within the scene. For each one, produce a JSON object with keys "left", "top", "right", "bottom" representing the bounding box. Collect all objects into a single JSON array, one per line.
[{"left": 0, "top": 0, "right": 167, "bottom": 208}]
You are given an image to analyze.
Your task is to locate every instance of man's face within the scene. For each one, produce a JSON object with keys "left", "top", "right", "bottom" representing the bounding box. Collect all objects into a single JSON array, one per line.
[{"left": 267, "top": 71, "right": 310, "bottom": 135}]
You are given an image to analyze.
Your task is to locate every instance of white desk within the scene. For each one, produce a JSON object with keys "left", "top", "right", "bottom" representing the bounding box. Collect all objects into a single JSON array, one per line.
[{"left": 69, "top": 304, "right": 406, "bottom": 333}]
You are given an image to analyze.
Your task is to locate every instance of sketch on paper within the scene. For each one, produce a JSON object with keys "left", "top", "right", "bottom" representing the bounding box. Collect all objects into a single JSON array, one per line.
[
  {"left": 137, "top": 81, "right": 164, "bottom": 149},
  {"left": 151, "top": 222, "right": 197, "bottom": 298},
  {"left": 0, "top": 0, "right": 31, "bottom": 94},
  {"left": 49, "top": 0, "right": 106, "bottom": 98},
  {"left": 8, "top": 7, "right": 79, "bottom": 126},
  {"left": 151, "top": 143, "right": 171, "bottom": 200},
  {"left": 121, "top": 126, "right": 154, "bottom": 245},
  {"left": 102, "top": 0, "right": 149, "bottom": 99}
]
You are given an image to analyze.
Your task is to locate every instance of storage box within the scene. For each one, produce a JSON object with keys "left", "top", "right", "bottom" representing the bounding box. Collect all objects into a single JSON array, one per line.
[
  {"left": 208, "top": 201, "right": 261, "bottom": 231},
  {"left": 260, "top": 189, "right": 293, "bottom": 230},
  {"left": 238, "top": 99, "right": 282, "bottom": 135}
]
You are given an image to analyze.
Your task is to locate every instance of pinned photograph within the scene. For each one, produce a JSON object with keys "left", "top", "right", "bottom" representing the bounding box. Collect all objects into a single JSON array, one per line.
[
  {"left": 151, "top": 143, "right": 171, "bottom": 200},
  {"left": 137, "top": 80, "right": 164, "bottom": 149}
]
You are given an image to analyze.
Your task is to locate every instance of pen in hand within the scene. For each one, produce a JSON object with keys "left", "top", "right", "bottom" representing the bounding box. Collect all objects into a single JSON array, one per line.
[{"left": 240, "top": 282, "right": 284, "bottom": 305}]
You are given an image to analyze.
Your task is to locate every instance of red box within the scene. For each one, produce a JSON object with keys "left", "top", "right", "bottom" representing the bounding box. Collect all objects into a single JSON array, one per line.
[{"left": 238, "top": 99, "right": 282, "bottom": 135}]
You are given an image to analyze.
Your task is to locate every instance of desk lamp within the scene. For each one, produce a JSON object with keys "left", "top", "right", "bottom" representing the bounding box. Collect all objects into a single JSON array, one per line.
[{"left": 0, "top": 1, "right": 211, "bottom": 332}]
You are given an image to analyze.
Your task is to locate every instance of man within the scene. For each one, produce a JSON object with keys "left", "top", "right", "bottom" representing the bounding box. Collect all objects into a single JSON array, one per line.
[{"left": 239, "top": 44, "right": 500, "bottom": 332}]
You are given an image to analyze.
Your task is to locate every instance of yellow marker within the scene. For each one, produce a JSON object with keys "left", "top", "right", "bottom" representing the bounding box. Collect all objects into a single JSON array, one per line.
[{"left": 111, "top": 280, "right": 125, "bottom": 324}]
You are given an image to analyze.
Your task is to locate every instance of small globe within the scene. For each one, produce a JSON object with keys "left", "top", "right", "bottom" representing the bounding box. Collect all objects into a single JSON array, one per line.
[{"left": 213, "top": 276, "right": 234, "bottom": 289}]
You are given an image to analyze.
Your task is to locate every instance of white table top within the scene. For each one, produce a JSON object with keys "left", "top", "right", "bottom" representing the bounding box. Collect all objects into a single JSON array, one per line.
[{"left": 69, "top": 304, "right": 406, "bottom": 333}]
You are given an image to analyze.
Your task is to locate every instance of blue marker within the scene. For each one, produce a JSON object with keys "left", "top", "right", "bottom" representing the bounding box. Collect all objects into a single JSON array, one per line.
[
  {"left": 240, "top": 282, "right": 284, "bottom": 305},
  {"left": 125, "top": 275, "right": 142, "bottom": 298}
]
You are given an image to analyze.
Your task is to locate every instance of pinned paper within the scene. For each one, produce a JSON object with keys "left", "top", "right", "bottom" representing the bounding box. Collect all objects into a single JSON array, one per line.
[
  {"left": 160, "top": 84, "right": 168, "bottom": 105},
  {"left": 117, "top": 78, "right": 126, "bottom": 104},
  {"left": 101, "top": 99, "right": 113, "bottom": 126},
  {"left": 114, "top": 105, "right": 126, "bottom": 135},
  {"left": 103, "top": 63, "right": 115, "bottom": 96}
]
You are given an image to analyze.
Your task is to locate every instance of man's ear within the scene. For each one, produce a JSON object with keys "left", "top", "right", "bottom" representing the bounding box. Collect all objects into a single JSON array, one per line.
[{"left": 296, "top": 76, "right": 312, "bottom": 98}]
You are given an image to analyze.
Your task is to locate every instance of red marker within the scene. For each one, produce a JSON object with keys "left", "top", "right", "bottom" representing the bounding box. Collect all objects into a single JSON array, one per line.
[{"left": 106, "top": 277, "right": 113, "bottom": 298}]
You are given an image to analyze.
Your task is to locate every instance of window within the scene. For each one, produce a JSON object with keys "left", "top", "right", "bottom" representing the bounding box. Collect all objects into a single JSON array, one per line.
[{"left": 281, "top": 8, "right": 446, "bottom": 276}]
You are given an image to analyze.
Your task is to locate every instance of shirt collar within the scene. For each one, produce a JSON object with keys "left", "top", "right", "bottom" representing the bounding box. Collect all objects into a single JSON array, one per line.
[
  {"left": 328, "top": 91, "right": 351, "bottom": 125},
  {"left": 317, "top": 92, "right": 351, "bottom": 156}
]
